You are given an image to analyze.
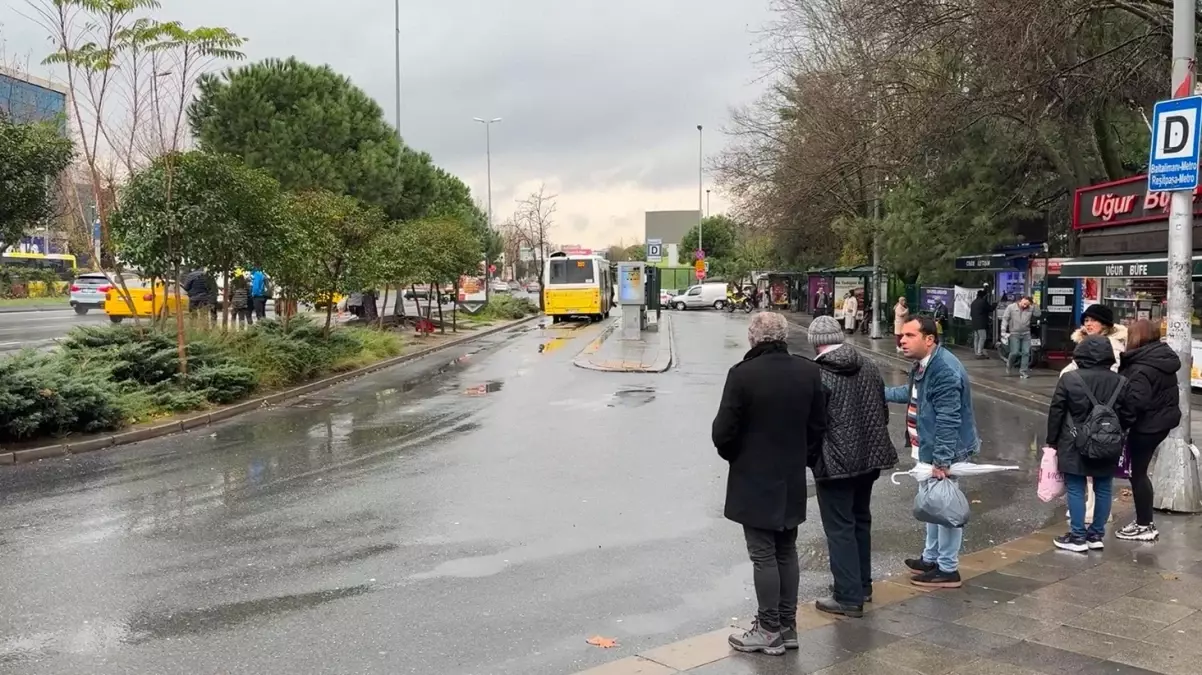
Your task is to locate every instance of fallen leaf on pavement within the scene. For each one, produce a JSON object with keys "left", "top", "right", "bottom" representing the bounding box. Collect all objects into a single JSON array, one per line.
[
  {"left": 971, "top": 499, "right": 982, "bottom": 504},
  {"left": 1161, "top": 572, "right": 1180, "bottom": 580},
  {"left": 586, "top": 636, "right": 619, "bottom": 649}
]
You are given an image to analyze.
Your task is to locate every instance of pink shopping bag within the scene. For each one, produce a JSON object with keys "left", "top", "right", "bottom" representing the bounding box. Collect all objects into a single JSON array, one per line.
[{"left": 1038, "top": 447, "right": 1066, "bottom": 503}]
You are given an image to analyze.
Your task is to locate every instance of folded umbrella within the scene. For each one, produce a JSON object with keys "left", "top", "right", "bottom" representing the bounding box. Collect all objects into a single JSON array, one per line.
[{"left": 891, "top": 461, "right": 1020, "bottom": 485}]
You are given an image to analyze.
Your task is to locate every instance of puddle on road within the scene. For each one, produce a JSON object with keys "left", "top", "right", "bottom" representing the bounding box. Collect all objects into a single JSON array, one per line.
[
  {"left": 282, "top": 397, "right": 342, "bottom": 410},
  {"left": 464, "top": 381, "right": 504, "bottom": 396},
  {"left": 608, "top": 386, "right": 656, "bottom": 407},
  {"left": 539, "top": 336, "right": 572, "bottom": 353}
]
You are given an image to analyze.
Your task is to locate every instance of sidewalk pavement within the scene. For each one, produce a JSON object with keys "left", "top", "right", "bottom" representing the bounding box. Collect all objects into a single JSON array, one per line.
[
  {"left": 573, "top": 313, "right": 674, "bottom": 373},
  {"left": 576, "top": 511, "right": 1202, "bottom": 675}
]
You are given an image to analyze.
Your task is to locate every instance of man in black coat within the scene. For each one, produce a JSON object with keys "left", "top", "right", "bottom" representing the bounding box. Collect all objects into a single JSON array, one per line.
[
  {"left": 807, "top": 316, "right": 898, "bottom": 617},
  {"left": 969, "top": 290, "right": 995, "bottom": 358},
  {"left": 712, "top": 312, "right": 827, "bottom": 656}
]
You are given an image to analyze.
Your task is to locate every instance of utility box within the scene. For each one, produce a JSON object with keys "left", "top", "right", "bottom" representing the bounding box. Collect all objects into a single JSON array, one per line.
[{"left": 616, "top": 262, "right": 647, "bottom": 339}]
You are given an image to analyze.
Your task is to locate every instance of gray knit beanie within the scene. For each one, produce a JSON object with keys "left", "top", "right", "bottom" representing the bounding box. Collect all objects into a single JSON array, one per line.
[{"left": 807, "top": 315, "right": 845, "bottom": 348}]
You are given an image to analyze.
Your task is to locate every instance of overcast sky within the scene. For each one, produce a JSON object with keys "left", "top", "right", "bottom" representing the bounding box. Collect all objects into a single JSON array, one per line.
[{"left": 5, "top": 0, "right": 775, "bottom": 248}]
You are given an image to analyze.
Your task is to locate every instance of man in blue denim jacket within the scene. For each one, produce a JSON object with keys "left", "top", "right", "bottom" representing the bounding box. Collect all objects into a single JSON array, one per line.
[{"left": 885, "top": 315, "right": 981, "bottom": 588}]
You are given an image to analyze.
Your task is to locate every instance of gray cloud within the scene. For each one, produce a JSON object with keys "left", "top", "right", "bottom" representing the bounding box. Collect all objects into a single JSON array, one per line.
[{"left": 4, "top": 0, "right": 773, "bottom": 244}]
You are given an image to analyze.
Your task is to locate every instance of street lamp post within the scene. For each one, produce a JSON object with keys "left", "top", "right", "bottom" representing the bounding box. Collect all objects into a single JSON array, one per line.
[
  {"left": 706, "top": 189, "right": 711, "bottom": 218},
  {"left": 474, "top": 117, "right": 502, "bottom": 299},
  {"left": 697, "top": 125, "right": 703, "bottom": 256}
]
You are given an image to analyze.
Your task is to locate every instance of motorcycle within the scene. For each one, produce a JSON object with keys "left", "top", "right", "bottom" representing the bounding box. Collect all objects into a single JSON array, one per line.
[{"left": 725, "top": 295, "right": 755, "bottom": 313}]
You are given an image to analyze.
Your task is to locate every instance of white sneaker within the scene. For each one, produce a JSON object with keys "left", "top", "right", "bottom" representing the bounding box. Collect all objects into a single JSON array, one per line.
[{"left": 1116, "top": 522, "right": 1159, "bottom": 542}]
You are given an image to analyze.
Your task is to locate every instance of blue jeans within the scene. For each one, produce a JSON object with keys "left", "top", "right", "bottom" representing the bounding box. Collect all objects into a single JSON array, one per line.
[
  {"left": 1066, "top": 474, "right": 1113, "bottom": 538},
  {"left": 923, "top": 522, "right": 963, "bottom": 573},
  {"left": 1007, "top": 334, "right": 1031, "bottom": 375}
]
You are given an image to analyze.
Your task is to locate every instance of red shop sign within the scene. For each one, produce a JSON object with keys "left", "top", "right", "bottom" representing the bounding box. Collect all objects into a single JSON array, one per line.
[{"left": 1073, "top": 174, "right": 1202, "bottom": 230}]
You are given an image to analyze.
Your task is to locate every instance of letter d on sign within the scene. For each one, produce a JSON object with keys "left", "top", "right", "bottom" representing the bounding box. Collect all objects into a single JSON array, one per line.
[{"left": 1165, "top": 115, "right": 1190, "bottom": 154}]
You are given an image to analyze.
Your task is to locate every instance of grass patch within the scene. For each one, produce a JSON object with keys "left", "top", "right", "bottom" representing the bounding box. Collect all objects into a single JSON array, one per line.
[
  {"left": 474, "top": 294, "right": 538, "bottom": 322},
  {"left": 0, "top": 297, "right": 66, "bottom": 309},
  {"left": 0, "top": 316, "right": 411, "bottom": 444}
]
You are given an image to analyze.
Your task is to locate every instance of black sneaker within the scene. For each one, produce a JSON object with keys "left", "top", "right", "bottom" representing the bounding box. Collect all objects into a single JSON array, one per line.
[
  {"left": 910, "top": 568, "right": 962, "bottom": 589},
  {"left": 905, "top": 557, "right": 937, "bottom": 576},
  {"left": 815, "top": 596, "right": 865, "bottom": 618},
  {"left": 781, "top": 626, "right": 798, "bottom": 650},
  {"left": 828, "top": 583, "right": 873, "bottom": 603},
  {"left": 1054, "top": 534, "right": 1089, "bottom": 553},
  {"left": 1086, "top": 534, "right": 1105, "bottom": 550}
]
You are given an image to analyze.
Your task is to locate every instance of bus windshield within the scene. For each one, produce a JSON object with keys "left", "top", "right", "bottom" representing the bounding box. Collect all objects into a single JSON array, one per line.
[{"left": 549, "top": 258, "right": 595, "bottom": 285}]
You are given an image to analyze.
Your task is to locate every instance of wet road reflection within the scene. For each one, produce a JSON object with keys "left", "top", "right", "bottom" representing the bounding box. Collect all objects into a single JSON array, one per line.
[{"left": 0, "top": 312, "right": 1061, "bottom": 675}]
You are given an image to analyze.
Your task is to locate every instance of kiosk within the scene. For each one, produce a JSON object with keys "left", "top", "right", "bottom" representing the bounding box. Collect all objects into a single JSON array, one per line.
[{"left": 617, "top": 261, "right": 647, "bottom": 340}]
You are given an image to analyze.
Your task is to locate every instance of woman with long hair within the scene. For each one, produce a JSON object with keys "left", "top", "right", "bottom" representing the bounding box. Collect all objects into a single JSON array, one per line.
[{"left": 1116, "top": 320, "right": 1182, "bottom": 542}]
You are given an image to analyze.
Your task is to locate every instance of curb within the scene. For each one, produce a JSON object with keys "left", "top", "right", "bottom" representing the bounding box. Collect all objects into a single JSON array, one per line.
[
  {"left": 6, "top": 314, "right": 541, "bottom": 464},
  {"left": 0, "top": 305, "right": 67, "bottom": 314},
  {"left": 572, "top": 316, "right": 674, "bottom": 373}
]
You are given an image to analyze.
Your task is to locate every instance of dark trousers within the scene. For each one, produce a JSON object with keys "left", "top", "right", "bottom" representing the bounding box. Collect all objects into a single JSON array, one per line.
[
  {"left": 816, "top": 470, "right": 879, "bottom": 605},
  {"left": 742, "top": 526, "right": 799, "bottom": 632},
  {"left": 252, "top": 296, "right": 268, "bottom": 320},
  {"left": 1128, "top": 430, "right": 1170, "bottom": 526}
]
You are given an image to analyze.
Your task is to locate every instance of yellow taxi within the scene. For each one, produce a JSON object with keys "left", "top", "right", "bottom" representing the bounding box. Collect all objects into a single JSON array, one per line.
[{"left": 104, "top": 275, "right": 188, "bottom": 324}]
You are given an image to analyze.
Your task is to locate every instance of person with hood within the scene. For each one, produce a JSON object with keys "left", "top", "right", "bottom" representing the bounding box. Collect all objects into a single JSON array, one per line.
[
  {"left": 1116, "top": 320, "right": 1181, "bottom": 542},
  {"left": 182, "top": 267, "right": 216, "bottom": 323},
  {"left": 1061, "top": 304, "right": 1127, "bottom": 375},
  {"left": 1058, "top": 304, "right": 1127, "bottom": 525},
  {"left": 712, "top": 312, "right": 827, "bottom": 656},
  {"left": 1045, "top": 336, "right": 1135, "bottom": 552},
  {"left": 230, "top": 274, "right": 252, "bottom": 328},
  {"left": 807, "top": 316, "right": 898, "bottom": 617},
  {"left": 969, "top": 290, "right": 995, "bottom": 359}
]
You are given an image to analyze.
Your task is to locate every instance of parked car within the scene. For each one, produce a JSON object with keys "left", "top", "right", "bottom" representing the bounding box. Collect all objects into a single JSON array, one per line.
[
  {"left": 670, "top": 282, "right": 728, "bottom": 310},
  {"left": 103, "top": 277, "right": 188, "bottom": 323},
  {"left": 526, "top": 281, "right": 542, "bottom": 294},
  {"left": 490, "top": 279, "right": 510, "bottom": 294},
  {"left": 659, "top": 288, "right": 679, "bottom": 308}
]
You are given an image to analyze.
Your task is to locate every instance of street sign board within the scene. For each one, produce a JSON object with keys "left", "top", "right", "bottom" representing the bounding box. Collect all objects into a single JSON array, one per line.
[
  {"left": 695, "top": 249, "right": 705, "bottom": 261},
  {"left": 695, "top": 269, "right": 705, "bottom": 280},
  {"left": 694, "top": 259, "right": 705, "bottom": 273},
  {"left": 1148, "top": 96, "right": 1202, "bottom": 191},
  {"left": 647, "top": 238, "right": 663, "bottom": 263}
]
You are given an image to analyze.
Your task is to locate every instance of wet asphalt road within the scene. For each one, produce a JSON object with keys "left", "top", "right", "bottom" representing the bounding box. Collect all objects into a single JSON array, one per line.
[{"left": 0, "top": 310, "right": 1061, "bottom": 675}]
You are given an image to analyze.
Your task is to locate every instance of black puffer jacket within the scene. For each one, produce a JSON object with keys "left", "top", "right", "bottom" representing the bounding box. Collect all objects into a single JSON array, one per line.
[
  {"left": 712, "top": 341, "right": 827, "bottom": 531},
  {"left": 1118, "top": 340, "right": 1182, "bottom": 436},
  {"left": 812, "top": 345, "right": 898, "bottom": 481},
  {"left": 1046, "top": 336, "right": 1136, "bottom": 477}
]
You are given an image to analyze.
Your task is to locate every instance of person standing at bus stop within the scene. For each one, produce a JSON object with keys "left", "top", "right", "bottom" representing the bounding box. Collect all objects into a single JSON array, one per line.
[
  {"left": 713, "top": 312, "right": 827, "bottom": 656},
  {"left": 250, "top": 268, "right": 271, "bottom": 320}
]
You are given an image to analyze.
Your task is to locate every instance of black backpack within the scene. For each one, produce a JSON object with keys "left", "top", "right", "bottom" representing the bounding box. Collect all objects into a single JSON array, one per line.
[{"left": 1067, "top": 371, "right": 1126, "bottom": 462}]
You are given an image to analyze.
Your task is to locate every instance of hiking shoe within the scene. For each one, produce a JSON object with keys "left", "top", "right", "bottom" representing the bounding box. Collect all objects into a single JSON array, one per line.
[
  {"left": 815, "top": 597, "right": 864, "bottom": 618},
  {"left": 905, "top": 557, "right": 937, "bottom": 576},
  {"left": 729, "top": 620, "right": 785, "bottom": 656},
  {"left": 1116, "top": 522, "right": 1159, "bottom": 542},
  {"left": 1054, "top": 534, "right": 1089, "bottom": 553},
  {"left": 781, "top": 627, "right": 798, "bottom": 650},
  {"left": 1086, "top": 534, "right": 1105, "bottom": 550},
  {"left": 828, "top": 583, "right": 873, "bottom": 603},
  {"left": 911, "top": 568, "right": 963, "bottom": 589}
]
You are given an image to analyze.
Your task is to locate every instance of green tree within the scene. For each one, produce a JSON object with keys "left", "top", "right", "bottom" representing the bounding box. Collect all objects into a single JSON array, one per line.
[
  {"left": 408, "top": 218, "right": 482, "bottom": 333},
  {"left": 285, "top": 190, "right": 388, "bottom": 335},
  {"left": 680, "top": 215, "right": 738, "bottom": 262},
  {"left": 0, "top": 112, "right": 74, "bottom": 249}
]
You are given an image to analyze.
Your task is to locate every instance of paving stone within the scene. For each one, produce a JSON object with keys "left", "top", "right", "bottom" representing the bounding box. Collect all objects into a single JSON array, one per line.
[
  {"left": 946, "top": 659, "right": 1043, "bottom": 675},
  {"left": 913, "top": 622, "right": 1021, "bottom": 657},
  {"left": 1072, "top": 661, "right": 1164, "bottom": 675},
  {"left": 868, "top": 581, "right": 923, "bottom": 607},
  {"left": 990, "top": 561, "right": 1074, "bottom": 584},
  {"left": 1026, "top": 624, "right": 1145, "bottom": 660},
  {"left": 964, "top": 571, "right": 1052, "bottom": 596},
  {"left": 1099, "top": 595, "right": 1197, "bottom": 624},
  {"left": 862, "top": 637, "right": 972, "bottom": 674},
  {"left": 1023, "top": 550, "right": 1107, "bottom": 573},
  {"left": 1141, "top": 613, "right": 1202, "bottom": 655},
  {"left": 803, "top": 622, "right": 905, "bottom": 654},
  {"left": 1026, "top": 580, "right": 1131, "bottom": 608},
  {"left": 573, "top": 656, "right": 679, "bottom": 675},
  {"left": 1110, "top": 639, "right": 1200, "bottom": 675},
  {"left": 687, "top": 643, "right": 856, "bottom": 675},
  {"left": 639, "top": 628, "right": 731, "bottom": 670},
  {"left": 994, "top": 595, "right": 1091, "bottom": 623},
  {"left": 985, "top": 640, "right": 1109, "bottom": 675},
  {"left": 891, "top": 594, "right": 985, "bottom": 622},
  {"left": 812, "top": 655, "right": 922, "bottom": 675},
  {"left": 1126, "top": 574, "right": 1202, "bottom": 609},
  {"left": 856, "top": 607, "right": 954, "bottom": 638},
  {"left": 1063, "top": 608, "right": 1169, "bottom": 640},
  {"left": 957, "top": 548, "right": 1031, "bottom": 572},
  {"left": 997, "top": 534, "right": 1055, "bottom": 554},
  {"left": 954, "top": 608, "right": 1058, "bottom": 640}
]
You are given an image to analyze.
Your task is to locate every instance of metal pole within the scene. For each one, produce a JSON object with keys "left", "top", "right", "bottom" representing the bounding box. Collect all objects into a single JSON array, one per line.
[
  {"left": 870, "top": 96, "right": 883, "bottom": 340},
  {"left": 486, "top": 122, "right": 493, "bottom": 291},
  {"left": 394, "top": 0, "right": 401, "bottom": 145},
  {"left": 697, "top": 125, "right": 703, "bottom": 255},
  {"left": 1151, "top": 0, "right": 1202, "bottom": 513},
  {"left": 706, "top": 189, "right": 711, "bottom": 218}
]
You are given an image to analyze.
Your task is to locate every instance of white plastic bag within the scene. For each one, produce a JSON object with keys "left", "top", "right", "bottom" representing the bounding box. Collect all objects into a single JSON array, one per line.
[{"left": 913, "top": 478, "right": 971, "bottom": 528}]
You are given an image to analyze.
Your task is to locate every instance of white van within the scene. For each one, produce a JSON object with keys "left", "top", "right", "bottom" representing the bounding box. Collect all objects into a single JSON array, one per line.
[{"left": 670, "top": 282, "right": 729, "bottom": 310}]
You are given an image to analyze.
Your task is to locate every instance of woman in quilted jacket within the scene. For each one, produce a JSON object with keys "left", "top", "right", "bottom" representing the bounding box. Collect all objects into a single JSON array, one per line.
[{"left": 807, "top": 315, "right": 899, "bottom": 618}]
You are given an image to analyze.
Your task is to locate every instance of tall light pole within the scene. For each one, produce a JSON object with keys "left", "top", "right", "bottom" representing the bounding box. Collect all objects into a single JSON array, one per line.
[
  {"left": 696, "top": 125, "right": 703, "bottom": 256},
  {"left": 394, "top": 0, "right": 401, "bottom": 146},
  {"left": 474, "top": 117, "right": 501, "bottom": 296},
  {"left": 1151, "top": 0, "right": 1202, "bottom": 512}
]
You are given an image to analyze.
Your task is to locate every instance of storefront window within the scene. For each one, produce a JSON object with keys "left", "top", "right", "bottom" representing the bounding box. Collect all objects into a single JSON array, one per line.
[{"left": 1102, "top": 278, "right": 1166, "bottom": 327}]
